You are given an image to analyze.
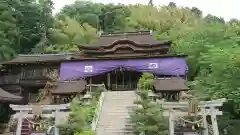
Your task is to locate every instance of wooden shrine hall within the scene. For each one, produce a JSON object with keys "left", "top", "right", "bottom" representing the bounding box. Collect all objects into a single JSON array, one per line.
[
  {"left": 153, "top": 77, "right": 190, "bottom": 101},
  {"left": 0, "top": 30, "right": 188, "bottom": 104}
]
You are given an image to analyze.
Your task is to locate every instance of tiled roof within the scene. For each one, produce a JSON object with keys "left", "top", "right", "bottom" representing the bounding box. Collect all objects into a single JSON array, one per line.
[
  {"left": 1, "top": 53, "right": 82, "bottom": 64},
  {"left": 49, "top": 80, "right": 86, "bottom": 94},
  {"left": 153, "top": 77, "right": 189, "bottom": 91},
  {"left": 0, "top": 88, "right": 23, "bottom": 101}
]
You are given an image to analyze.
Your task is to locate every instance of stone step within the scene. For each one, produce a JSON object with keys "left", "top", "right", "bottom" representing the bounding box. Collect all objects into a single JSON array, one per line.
[
  {"left": 101, "top": 108, "right": 131, "bottom": 111},
  {"left": 102, "top": 104, "right": 135, "bottom": 106},
  {"left": 96, "top": 127, "right": 131, "bottom": 131},
  {"left": 98, "top": 119, "right": 130, "bottom": 122},
  {"left": 98, "top": 119, "right": 130, "bottom": 124},
  {"left": 98, "top": 120, "right": 130, "bottom": 124},
  {"left": 96, "top": 130, "right": 131, "bottom": 133},
  {"left": 105, "top": 94, "right": 135, "bottom": 96},
  {"left": 97, "top": 125, "right": 128, "bottom": 129},
  {"left": 96, "top": 131, "right": 133, "bottom": 135},
  {"left": 99, "top": 114, "right": 130, "bottom": 117},
  {"left": 104, "top": 98, "right": 135, "bottom": 102},
  {"left": 96, "top": 91, "right": 135, "bottom": 135},
  {"left": 101, "top": 106, "right": 133, "bottom": 109},
  {"left": 104, "top": 95, "right": 136, "bottom": 98},
  {"left": 104, "top": 96, "right": 136, "bottom": 98},
  {"left": 105, "top": 98, "right": 135, "bottom": 101},
  {"left": 99, "top": 112, "right": 130, "bottom": 116},
  {"left": 105, "top": 91, "right": 135, "bottom": 94}
]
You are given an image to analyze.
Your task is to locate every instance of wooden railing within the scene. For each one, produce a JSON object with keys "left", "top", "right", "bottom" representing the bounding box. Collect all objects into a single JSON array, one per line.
[
  {"left": 3, "top": 74, "right": 20, "bottom": 84},
  {"left": 20, "top": 68, "right": 59, "bottom": 79},
  {"left": 111, "top": 83, "right": 138, "bottom": 91}
]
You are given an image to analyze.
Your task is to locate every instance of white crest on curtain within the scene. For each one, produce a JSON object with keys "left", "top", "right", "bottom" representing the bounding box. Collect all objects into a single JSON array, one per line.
[
  {"left": 84, "top": 65, "right": 93, "bottom": 72},
  {"left": 148, "top": 63, "right": 158, "bottom": 69}
]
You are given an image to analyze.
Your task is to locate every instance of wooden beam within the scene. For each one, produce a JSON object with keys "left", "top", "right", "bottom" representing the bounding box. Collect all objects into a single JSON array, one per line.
[
  {"left": 10, "top": 103, "right": 70, "bottom": 111},
  {"left": 159, "top": 98, "right": 226, "bottom": 109},
  {"left": 13, "top": 113, "right": 54, "bottom": 119},
  {"left": 163, "top": 109, "right": 222, "bottom": 116}
]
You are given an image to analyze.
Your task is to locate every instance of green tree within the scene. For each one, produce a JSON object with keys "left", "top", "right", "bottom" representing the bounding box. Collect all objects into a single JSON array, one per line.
[
  {"left": 46, "top": 15, "right": 97, "bottom": 52},
  {"left": 0, "top": 0, "right": 18, "bottom": 60},
  {"left": 60, "top": 1, "right": 131, "bottom": 32},
  {"left": 131, "top": 90, "right": 168, "bottom": 135}
]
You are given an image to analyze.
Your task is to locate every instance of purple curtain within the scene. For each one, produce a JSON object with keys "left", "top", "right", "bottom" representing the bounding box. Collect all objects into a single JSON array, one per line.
[{"left": 59, "top": 57, "right": 188, "bottom": 81}]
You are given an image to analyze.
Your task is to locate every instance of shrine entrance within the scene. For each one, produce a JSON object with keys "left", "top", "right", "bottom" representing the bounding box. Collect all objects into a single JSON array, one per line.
[
  {"left": 108, "top": 67, "right": 142, "bottom": 91},
  {"left": 88, "top": 67, "right": 142, "bottom": 91}
]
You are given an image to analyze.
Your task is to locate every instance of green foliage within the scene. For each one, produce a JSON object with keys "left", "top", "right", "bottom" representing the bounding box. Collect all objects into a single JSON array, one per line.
[
  {"left": 138, "top": 72, "right": 154, "bottom": 90},
  {"left": 131, "top": 73, "right": 168, "bottom": 134},
  {"left": 0, "top": 0, "right": 53, "bottom": 60},
  {"left": 58, "top": 97, "right": 96, "bottom": 135},
  {"left": 46, "top": 15, "right": 97, "bottom": 52},
  {"left": 130, "top": 90, "right": 168, "bottom": 135},
  {"left": 60, "top": 1, "right": 131, "bottom": 32},
  {"left": 58, "top": 86, "right": 105, "bottom": 135},
  {"left": 74, "top": 129, "right": 95, "bottom": 135}
]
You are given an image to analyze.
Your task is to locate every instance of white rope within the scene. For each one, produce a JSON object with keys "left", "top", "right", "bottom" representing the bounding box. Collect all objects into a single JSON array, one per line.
[
  {"left": 24, "top": 117, "right": 41, "bottom": 125},
  {"left": 24, "top": 117, "right": 50, "bottom": 126},
  {"left": 179, "top": 116, "right": 203, "bottom": 124},
  {"left": 169, "top": 109, "right": 203, "bottom": 124}
]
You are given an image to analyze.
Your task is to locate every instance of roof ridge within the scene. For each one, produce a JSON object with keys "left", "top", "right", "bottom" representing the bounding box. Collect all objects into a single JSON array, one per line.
[
  {"left": 100, "top": 30, "right": 152, "bottom": 37},
  {"left": 155, "top": 77, "right": 184, "bottom": 80},
  {"left": 18, "top": 52, "right": 80, "bottom": 57}
]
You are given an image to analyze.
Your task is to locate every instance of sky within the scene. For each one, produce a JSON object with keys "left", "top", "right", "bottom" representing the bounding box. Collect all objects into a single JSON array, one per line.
[{"left": 52, "top": 0, "right": 239, "bottom": 21}]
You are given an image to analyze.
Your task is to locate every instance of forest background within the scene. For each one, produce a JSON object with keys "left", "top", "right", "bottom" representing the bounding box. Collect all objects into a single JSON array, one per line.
[{"left": 0, "top": 0, "right": 240, "bottom": 134}]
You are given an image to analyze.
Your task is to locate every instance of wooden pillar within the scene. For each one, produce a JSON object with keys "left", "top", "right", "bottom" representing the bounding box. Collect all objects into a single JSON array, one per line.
[
  {"left": 89, "top": 77, "right": 92, "bottom": 92},
  {"left": 129, "top": 73, "right": 131, "bottom": 89},
  {"left": 202, "top": 109, "right": 209, "bottom": 135},
  {"left": 169, "top": 110, "right": 174, "bottom": 135},
  {"left": 115, "top": 71, "right": 117, "bottom": 90},
  {"left": 211, "top": 107, "right": 219, "bottom": 135},
  {"left": 122, "top": 71, "right": 124, "bottom": 90},
  {"left": 107, "top": 73, "right": 110, "bottom": 91}
]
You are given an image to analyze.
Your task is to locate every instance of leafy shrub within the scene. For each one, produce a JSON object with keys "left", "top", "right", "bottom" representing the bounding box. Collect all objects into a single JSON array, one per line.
[
  {"left": 74, "top": 129, "right": 95, "bottom": 135},
  {"left": 130, "top": 90, "right": 168, "bottom": 135},
  {"left": 138, "top": 72, "right": 154, "bottom": 90},
  {"left": 58, "top": 87, "right": 103, "bottom": 135},
  {"left": 130, "top": 73, "right": 168, "bottom": 135}
]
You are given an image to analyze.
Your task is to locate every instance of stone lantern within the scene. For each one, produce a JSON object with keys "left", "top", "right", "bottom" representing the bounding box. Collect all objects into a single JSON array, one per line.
[
  {"left": 148, "top": 90, "right": 159, "bottom": 101},
  {"left": 82, "top": 92, "right": 92, "bottom": 105}
]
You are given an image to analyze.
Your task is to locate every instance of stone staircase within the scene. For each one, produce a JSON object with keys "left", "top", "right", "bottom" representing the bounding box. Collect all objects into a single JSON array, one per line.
[
  {"left": 96, "top": 91, "right": 136, "bottom": 135},
  {"left": 21, "top": 118, "right": 31, "bottom": 135}
]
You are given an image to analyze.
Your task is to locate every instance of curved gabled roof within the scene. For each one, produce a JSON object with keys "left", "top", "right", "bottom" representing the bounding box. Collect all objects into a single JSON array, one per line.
[{"left": 78, "top": 30, "right": 171, "bottom": 50}]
